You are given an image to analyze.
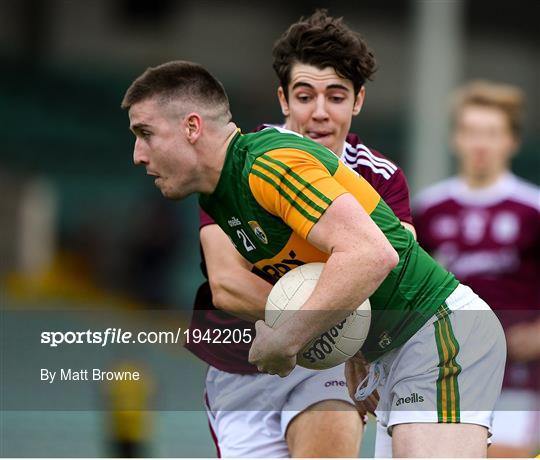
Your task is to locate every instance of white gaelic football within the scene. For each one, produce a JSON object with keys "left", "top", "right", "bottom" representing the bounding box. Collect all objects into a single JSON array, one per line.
[{"left": 265, "top": 262, "right": 371, "bottom": 370}]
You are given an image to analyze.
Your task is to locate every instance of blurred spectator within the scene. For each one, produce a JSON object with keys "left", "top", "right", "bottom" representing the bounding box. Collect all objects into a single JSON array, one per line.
[
  {"left": 124, "top": 196, "right": 182, "bottom": 307},
  {"left": 50, "top": 196, "right": 183, "bottom": 307},
  {"left": 103, "top": 361, "right": 154, "bottom": 457},
  {"left": 414, "top": 80, "right": 540, "bottom": 457}
]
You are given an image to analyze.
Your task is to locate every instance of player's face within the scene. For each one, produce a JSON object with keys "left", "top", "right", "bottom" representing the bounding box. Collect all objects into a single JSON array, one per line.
[
  {"left": 453, "top": 105, "right": 518, "bottom": 181},
  {"left": 278, "top": 63, "right": 364, "bottom": 156},
  {"left": 129, "top": 98, "right": 198, "bottom": 200}
]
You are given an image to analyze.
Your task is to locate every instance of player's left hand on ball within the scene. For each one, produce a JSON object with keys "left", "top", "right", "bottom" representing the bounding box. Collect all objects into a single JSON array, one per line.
[{"left": 248, "top": 320, "right": 297, "bottom": 377}]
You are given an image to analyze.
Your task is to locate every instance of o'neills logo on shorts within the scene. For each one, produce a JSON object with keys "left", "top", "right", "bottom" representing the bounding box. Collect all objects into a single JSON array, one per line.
[
  {"left": 324, "top": 380, "right": 345, "bottom": 387},
  {"left": 301, "top": 319, "right": 347, "bottom": 363},
  {"left": 396, "top": 393, "right": 424, "bottom": 406}
]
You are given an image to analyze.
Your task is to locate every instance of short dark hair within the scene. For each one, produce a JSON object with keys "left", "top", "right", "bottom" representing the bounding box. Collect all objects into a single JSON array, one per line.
[
  {"left": 272, "top": 9, "right": 377, "bottom": 98},
  {"left": 121, "top": 60, "right": 230, "bottom": 118}
]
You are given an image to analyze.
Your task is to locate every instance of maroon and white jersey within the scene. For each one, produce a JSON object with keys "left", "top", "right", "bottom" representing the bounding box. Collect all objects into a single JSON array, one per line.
[
  {"left": 185, "top": 130, "right": 413, "bottom": 374},
  {"left": 341, "top": 133, "right": 413, "bottom": 224},
  {"left": 414, "top": 173, "right": 540, "bottom": 391}
]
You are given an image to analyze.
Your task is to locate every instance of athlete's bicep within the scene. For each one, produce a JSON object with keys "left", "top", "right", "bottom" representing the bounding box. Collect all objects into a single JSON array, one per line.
[
  {"left": 306, "top": 193, "right": 390, "bottom": 256},
  {"left": 248, "top": 149, "right": 348, "bottom": 238}
]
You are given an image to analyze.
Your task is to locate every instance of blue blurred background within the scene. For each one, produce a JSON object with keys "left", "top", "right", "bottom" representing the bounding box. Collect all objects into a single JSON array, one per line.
[{"left": 1, "top": 0, "right": 538, "bottom": 457}]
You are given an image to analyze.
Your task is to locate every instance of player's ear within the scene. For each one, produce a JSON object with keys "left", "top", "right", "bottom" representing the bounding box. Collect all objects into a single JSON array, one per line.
[
  {"left": 184, "top": 113, "right": 203, "bottom": 143},
  {"left": 277, "top": 87, "right": 290, "bottom": 117},
  {"left": 352, "top": 86, "right": 366, "bottom": 116}
]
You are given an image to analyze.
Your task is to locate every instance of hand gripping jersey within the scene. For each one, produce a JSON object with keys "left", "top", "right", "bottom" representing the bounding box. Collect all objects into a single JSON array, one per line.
[{"left": 199, "top": 128, "right": 458, "bottom": 361}]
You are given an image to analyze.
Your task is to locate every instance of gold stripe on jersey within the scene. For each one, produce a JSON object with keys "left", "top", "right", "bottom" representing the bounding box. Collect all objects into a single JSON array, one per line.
[
  {"left": 251, "top": 165, "right": 319, "bottom": 224},
  {"left": 258, "top": 154, "right": 333, "bottom": 205},
  {"left": 249, "top": 148, "right": 348, "bottom": 239},
  {"left": 253, "top": 153, "right": 333, "bottom": 215},
  {"left": 332, "top": 162, "right": 381, "bottom": 215}
]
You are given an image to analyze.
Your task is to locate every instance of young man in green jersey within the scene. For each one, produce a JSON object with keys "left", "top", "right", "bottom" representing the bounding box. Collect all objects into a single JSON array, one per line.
[{"left": 122, "top": 60, "right": 506, "bottom": 457}]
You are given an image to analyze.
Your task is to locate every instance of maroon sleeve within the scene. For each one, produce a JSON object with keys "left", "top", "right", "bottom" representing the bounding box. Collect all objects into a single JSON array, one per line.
[
  {"left": 411, "top": 205, "right": 432, "bottom": 251},
  {"left": 199, "top": 208, "right": 216, "bottom": 229},
  {"left": 252, "top": 124, "right": 270, "bottom": 133},
  {"left": 376, "top": 167, "right": 414, "bottom": 225},
  {"left": 344, "top": 133, "right": 414, "bottom": 225}
]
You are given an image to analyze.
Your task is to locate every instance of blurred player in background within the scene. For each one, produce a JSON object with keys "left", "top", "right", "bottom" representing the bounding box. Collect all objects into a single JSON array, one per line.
[
  {"left": 185, "top": 10, "right": 413, "bottom": 457},
  {"left": 414, "top": 80, "right": 540, "bottom": 457}
]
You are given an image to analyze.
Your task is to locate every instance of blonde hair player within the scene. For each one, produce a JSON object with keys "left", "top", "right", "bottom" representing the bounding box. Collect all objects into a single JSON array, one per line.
[{"left": 415, "top": 80, "right": 540, "bottom": 457}]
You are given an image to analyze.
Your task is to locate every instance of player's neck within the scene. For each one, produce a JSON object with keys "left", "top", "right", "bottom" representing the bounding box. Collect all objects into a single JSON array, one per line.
[
  {"left": 333, "top": 140, "right": 346, "bottom": 158},
  {"left": 200, "top": 122, "right": 238, "bottom": 194},
  {"left": 460, "top": 169, "right": 508, "bottom": 189}
]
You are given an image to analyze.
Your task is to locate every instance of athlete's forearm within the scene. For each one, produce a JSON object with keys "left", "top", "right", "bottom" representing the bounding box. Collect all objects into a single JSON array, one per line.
[
  {"left": 202, "top": 223, "right": 273, "bottom": 322},
  {"left": 272, "top": 194, "right": 399, "bottom": 353},
  {"left": 209, "top": 270, "right": 272, "bottom": 322},
  {"left": 276, "top": 247, "right": 397, "bottom": 353}
]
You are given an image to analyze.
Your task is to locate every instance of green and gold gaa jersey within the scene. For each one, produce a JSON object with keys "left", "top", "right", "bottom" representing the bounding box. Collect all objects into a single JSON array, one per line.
[{"left": 199, "top": 127, "right": 459, "bottom": 361}]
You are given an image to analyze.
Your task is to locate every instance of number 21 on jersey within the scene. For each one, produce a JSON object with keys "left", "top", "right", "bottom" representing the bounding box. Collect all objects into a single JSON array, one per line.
[{"left": 229, "top": 228, "right": 256, "bottom": 253}]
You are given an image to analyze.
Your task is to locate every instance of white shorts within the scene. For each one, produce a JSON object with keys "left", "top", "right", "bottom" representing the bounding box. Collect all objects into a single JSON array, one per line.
[
  {"left": 373, "top": 284, "right": 506, "bottom": 443},
  {"left": 373, "top": 390, "right": 540, "bottom": 457},
  {"left": 491, "top": 389, "right": 540, "bottom": 448},
  {"left": 204, "top": 363, "right": 355, "bottom": 458},
  {"left": 374, "top": 418, "right": 393, "bottom": 458}
]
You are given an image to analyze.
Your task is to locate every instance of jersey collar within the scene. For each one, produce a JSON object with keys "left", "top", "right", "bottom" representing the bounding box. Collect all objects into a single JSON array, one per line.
[
  {"left": 452, "top": 172, "right": 517, "bottom": 206},
  {"left": 204, "top": 130, "right": 242, "bottom": 200}
]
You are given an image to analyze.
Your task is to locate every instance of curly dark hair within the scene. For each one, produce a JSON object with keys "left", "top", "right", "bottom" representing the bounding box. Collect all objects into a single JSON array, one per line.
[{"left": 272, "top": 9, "right": 377, "bottom": 99}]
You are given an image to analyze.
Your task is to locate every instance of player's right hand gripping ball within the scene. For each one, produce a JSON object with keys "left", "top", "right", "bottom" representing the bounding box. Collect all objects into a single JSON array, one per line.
[{"left": 265, "top": 263, "right": 371, "bottom": 370}]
